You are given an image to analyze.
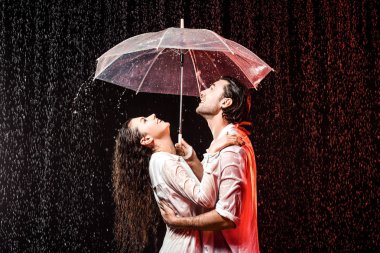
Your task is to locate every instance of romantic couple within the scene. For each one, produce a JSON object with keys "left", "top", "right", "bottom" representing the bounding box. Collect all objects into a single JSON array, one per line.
[{"left": 112, "top": 77, "right": 260, "bottom": 253}]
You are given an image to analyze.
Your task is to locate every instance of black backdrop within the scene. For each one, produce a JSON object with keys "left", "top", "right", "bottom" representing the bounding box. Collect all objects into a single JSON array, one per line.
[{"left": 0, "top": 0, "right": 377, "bottom": 252}]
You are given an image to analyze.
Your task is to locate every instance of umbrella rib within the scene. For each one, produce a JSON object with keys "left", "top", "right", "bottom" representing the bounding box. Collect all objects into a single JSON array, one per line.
[
  {"left": 209, "top": 31, "right": 235, "bottom": 54},
  {"left": 95, "top": 51, "right": 146, "bottom": 79},
  {"left": 203, "top": 51, "right": 222, "bottom": 78},
  {"left": 156, "top": 28, "right": 170, "bottom": 49},
  {"left": 95, "top": 33, "right": 165, "bottom": 78},
  {"left": 94, "top": 56, "right": 120, "bottom": 79},
  {"left": 228, "top": 54, "right": 259, "bottom": 88},
  {"left": 135, "top": 48, "right": 165, "bottom": 94},
  {"left": 189, "top": 50, "right": 202, "bottom": 96}
]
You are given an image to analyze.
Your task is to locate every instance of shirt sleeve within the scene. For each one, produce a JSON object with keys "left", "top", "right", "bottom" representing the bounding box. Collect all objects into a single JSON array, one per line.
[
  {"left": 161, "top": 157, "right": 218, "bottom": 209},
  {"left": 214, "top": 148, "right": 246, "bottom": 226}
]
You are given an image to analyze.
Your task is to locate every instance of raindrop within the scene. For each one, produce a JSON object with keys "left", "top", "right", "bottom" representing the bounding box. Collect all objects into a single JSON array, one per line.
[
  {"left": 117, "top": 89, "right": 127, "bottom": 109},
  {"left": 72, "top": 74, "right": 95, "bottom": 107}
]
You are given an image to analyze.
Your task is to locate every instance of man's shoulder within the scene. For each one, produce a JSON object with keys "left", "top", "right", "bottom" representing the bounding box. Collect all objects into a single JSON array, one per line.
[{"left": 220, "top": 145, "right": 246, "bottom": 156}]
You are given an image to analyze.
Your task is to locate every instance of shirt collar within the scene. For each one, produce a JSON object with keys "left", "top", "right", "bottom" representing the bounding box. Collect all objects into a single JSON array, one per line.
[{"left": 216, "top": 123, "right": 235, "bottom": 140}]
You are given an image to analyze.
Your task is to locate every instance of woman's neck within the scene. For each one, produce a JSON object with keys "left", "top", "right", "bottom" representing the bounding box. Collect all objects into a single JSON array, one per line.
[{"left": 153, "top": 135, "right": 176, "bottom": 154}]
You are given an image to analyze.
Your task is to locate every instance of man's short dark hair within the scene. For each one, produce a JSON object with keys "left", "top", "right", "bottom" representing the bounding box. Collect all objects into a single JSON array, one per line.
[{"left": 221, "top": 76, "right": 251, "bottom": 123}]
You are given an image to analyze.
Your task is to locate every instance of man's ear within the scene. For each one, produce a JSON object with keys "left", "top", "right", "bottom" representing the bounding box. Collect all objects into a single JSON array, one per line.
[
  {"left": 221, "top": 98, "right": 233, "bottom": 108},
  {"left": 140, "top": 135, "right": 154, "bottom": 147}
]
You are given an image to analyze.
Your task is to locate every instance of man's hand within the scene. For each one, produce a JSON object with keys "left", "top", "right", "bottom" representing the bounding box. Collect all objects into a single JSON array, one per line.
[{"left": 159, "top": 201, "right": 179, "bottom": 228}]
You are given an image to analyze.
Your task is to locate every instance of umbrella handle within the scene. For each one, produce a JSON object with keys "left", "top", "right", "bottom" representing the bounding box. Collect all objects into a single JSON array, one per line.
[
  {"left": 178, "top": 133, "right": 182, "bottom": 144},
  {"left": 178, "top": 18, "right": 184, "bottom": 146}
]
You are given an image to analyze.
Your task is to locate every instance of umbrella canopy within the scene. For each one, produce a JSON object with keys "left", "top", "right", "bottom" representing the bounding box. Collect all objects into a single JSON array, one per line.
[{"left": 95, "top": 27, "right": 273, "bottom": 97}]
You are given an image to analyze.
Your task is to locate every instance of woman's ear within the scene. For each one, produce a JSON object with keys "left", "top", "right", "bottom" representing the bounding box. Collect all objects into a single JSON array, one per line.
[
  {"left": 221, "top": 97, "right": 233, "bottom": 108},
  {"left": 140, "top": 135, "right": 154, "bottom": 147}
]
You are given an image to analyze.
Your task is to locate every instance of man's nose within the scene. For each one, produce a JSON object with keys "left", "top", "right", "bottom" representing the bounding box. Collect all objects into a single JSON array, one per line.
[{"left": 148, "top": 114, "right": 156, "bottom": 119}]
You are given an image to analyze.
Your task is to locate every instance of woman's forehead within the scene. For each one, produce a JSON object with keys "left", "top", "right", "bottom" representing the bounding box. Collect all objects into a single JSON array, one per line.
[{"left": 129, "top": 117, "right": 143, "bottom": 128}]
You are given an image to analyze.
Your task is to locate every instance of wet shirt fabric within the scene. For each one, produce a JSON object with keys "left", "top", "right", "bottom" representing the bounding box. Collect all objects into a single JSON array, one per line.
[
  {"left": 149, "top": 152, "right": 217, "bottom": 253},
  {"left": 201, "top": 124, "right": 260, "bottom": 253}
]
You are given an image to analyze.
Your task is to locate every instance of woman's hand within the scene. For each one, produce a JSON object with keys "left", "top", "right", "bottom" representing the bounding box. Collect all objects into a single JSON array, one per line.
[
  {"left": 207, "top": 132, "right": 244, "bottom": 154},
  {"left": 175, "top": 138, "right": 195, "bottom": 160}
]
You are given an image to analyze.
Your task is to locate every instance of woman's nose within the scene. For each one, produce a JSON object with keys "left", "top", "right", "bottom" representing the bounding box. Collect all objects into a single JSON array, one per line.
[{"left": 149, "top": 114, "right": 156, "bottom": 119}]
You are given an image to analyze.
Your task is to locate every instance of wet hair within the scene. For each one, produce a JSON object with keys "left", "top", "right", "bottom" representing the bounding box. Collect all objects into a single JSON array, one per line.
[
  {"left": 112, "top": 120, "right": 161, "bottom": 253},
  {"left": 220, "top": 76, "right": 252, "bottom": 123}
]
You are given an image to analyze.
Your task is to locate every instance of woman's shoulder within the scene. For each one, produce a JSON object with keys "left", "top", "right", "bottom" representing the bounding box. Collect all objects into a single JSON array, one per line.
[
  {"left": 150, "top": 152, "right": 181, "bottom": 169},
  {"left": 151, "top": 152, "right": 179, "bottom": 161},
  {"left": 150, "top": 153, "right": 178, "bottom": 184},
  {"left": 149, "top": 152, "right": 185, "bottom": 182}
]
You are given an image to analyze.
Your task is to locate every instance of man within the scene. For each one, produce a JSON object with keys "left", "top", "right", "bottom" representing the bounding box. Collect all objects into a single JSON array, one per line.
[{"left": 160, "top": 77, "right": 260, "bottom": 252}]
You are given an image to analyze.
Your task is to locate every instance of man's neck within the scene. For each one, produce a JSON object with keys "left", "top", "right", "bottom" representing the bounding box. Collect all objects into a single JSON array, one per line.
[{"left": 205, "top": 113, "right": 229, "bottom": 140}]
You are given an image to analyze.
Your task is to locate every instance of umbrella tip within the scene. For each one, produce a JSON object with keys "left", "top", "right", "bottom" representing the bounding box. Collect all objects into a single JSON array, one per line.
[{"left": 180, "top": 18, "right": 184, "bottom": 28}]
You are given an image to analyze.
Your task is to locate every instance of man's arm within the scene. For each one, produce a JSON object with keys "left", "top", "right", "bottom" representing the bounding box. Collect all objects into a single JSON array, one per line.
[{"left": 159, "top": 201, "right": 235, "bottom": 231}]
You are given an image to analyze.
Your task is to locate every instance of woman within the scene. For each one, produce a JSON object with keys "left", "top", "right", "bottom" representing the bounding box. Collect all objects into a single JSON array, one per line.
[{"left": 113, "top": 114, "right": 241, "bottom": 253}]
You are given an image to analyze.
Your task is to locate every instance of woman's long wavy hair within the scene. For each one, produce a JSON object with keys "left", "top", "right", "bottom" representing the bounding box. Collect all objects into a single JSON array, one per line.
[{"left": 112, "top": 120, "right": 162, "bottom": 253}]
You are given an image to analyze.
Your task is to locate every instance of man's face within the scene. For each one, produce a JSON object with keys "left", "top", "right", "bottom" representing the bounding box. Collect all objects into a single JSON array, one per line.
[{"left": 196, "top": 79, "right": 229, "bottom": 117}]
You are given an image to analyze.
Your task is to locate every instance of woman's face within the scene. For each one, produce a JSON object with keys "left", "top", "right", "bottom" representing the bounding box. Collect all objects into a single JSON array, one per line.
[{"left": 128, "top": 114, "right": 170, "bottom": 139}]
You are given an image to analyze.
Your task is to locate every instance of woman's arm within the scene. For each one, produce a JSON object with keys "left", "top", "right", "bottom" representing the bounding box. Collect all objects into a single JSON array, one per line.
[
  {"left": 160, "top": 149, "right": 246, "bottom": 231},
  {"left": 175, "top": 135, "right": 243, "bottom": 180},
  {"left": 162, "top": 158, "right": 218, "bottom": 208},
  {"left": 175, "top": 139, "right": 204, "bottom": 180},
  {"left": 207, "top": 133, "right": 244, "bottom": 153}
]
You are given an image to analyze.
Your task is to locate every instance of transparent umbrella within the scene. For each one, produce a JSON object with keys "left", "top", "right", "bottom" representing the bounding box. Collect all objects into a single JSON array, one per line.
[{"left": 95, "top": 20, "right": 273, "bottom": 141}]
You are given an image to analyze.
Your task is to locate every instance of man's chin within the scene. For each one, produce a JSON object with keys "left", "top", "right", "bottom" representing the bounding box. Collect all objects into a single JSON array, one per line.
[
  {"left": 195, "top": 109, "right": 209, "bottom": 118},
  {"left": 195, "top": 107, "right": 203, "bottom": 116}
]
